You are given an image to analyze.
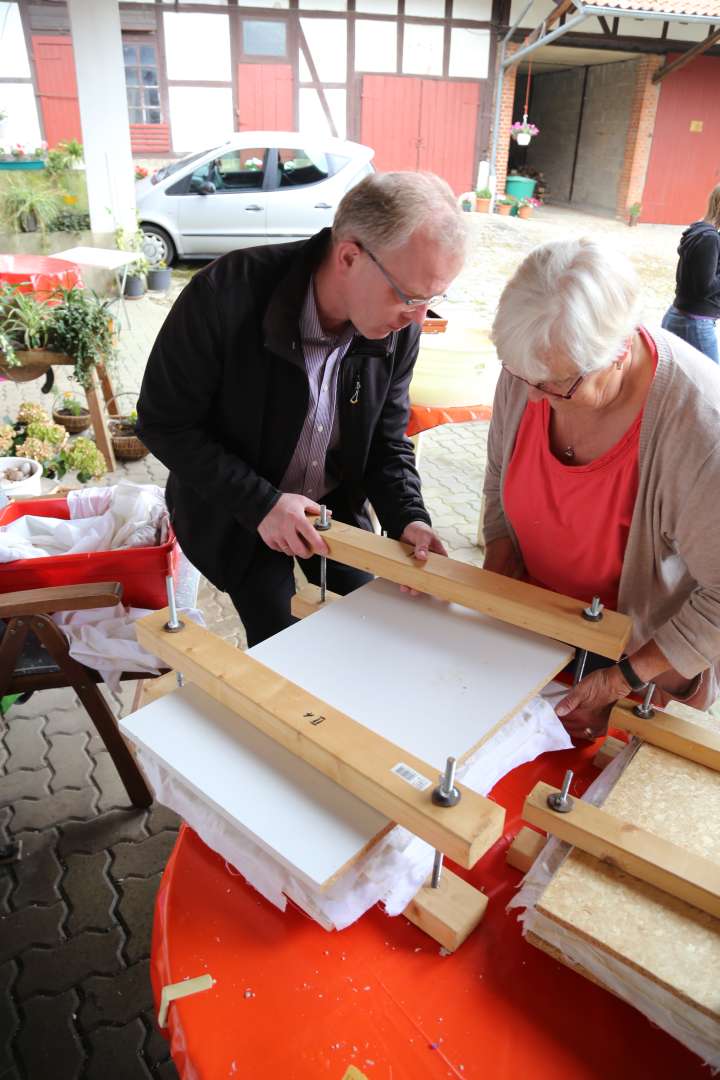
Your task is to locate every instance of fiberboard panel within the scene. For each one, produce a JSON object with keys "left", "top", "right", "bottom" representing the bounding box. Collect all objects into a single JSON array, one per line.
[{"left": 249, "top": 577, "right": 573, "bottom": 768}]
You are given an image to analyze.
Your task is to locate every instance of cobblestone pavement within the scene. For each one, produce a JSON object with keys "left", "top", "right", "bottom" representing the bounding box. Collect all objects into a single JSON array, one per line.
[{"left": 0, "top": 208, "right": 683, "bottom": 1078}]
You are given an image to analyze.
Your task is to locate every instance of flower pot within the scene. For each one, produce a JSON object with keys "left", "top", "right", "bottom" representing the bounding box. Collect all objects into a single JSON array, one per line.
[
  {"left": 421, "top": 309, "right": 448, "bottom": 334},
  {"left": 515, "top": 133, "right": 532, "bottom": 146},
  {"left": 52, "top": 405, "right": 91, "bottom": 434},
  {"left": 496, "top": 203, "right": 512, "bottom": 216},
  {"left": 0, "top": 456, "right": 43, "bottom": 496},
  {"left": 628, "top": 216, "right": 639, "bottom": 227},
  {"left": 109, "top": 420, "right": 149, "bottom": 460},
  {"left": 517, "top": 206, "right": 532, "bottom": 220},
  {"left": 0, "top": 159, "right": 45, "bottom": 171},
  {"left": 124, "top": 274, "right": 146, "bottom": 299},
  {"left": 147, "top": 267, "right": 172, "bottom": 291},
  {"left": 0, "top": 348, "right": 65, "bottom": 382},
  {"left": 475, "top": 197, "right": 491, "bottom": 213}
]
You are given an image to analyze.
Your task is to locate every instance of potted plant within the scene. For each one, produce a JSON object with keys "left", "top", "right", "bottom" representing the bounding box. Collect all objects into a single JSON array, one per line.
[
  {"left": 124, "top": 255, "right": 149, "bottom": 298},
  {"left": 475, "top": 187, "right": 492, "bottom": 213},
  {"left": 147, "top": 260, "right": 172, "bottom": 291},
  {"left": 461, "top": 197, "right": 473, "bottom": 213},
  {"left": 628, "top": 202, "right": 642, "bottom": 227},
  {"left": 47, "top": 286, "right": 117, "bottom": 388},
  {"left": 135, "top": 164, "right": 149, "bottom": 182},
  {"left": 517, "top": 196, "right": 539, "bottom": 220},
  {"left": 106, "top": 394, "right": 149, "bottom": 460},
  {"left": 1, "top": 176, "right": 62, "bottom": 232},
  {"left": 52, "top": 389, "right": 91, "bottom": 433},
  {"left": 496, "top": 196, "right": 514, "bottom": 217},
  {"left": 0, "top": 285, "right": 54, "bottom": 381},
  {"left": 511, "top": 118, "right": 540, "bottom": 146}
]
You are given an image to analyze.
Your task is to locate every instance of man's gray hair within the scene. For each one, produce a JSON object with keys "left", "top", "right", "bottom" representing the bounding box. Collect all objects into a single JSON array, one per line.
[
  {"left": 333, "top": 171, "right": 466, "bottom": 256},
  {"left": 491, "top": 238, "right": 641, "bottom": 381}
]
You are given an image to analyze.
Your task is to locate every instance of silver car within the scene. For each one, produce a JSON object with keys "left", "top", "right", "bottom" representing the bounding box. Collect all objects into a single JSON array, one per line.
[{"left": 136, "top": 131, "right": 375, "bottom": 266}]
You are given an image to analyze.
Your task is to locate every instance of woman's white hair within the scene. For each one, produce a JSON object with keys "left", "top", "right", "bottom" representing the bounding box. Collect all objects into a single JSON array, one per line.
[
  {"left": 333, "top": 170, "right": 467, "bottom": 257},
  {"left": 491, "top": 238, "right": 641, "bottom": 381}
]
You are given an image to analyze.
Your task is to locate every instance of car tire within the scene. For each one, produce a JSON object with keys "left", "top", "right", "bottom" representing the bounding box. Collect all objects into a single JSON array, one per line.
[{"left": 141, "top": 224, "right": 176, "bottom": 267}]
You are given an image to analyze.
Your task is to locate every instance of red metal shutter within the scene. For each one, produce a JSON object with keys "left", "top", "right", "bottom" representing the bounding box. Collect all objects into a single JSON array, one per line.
[
  {"left": 130, "top": 123, "right": 171, "bottom": 155},
  {"left": 236, "top": 64, "right": 294, "bottom": 131},
  {"left": 32, "top": 35, "right": 82, "bottom": 147}
]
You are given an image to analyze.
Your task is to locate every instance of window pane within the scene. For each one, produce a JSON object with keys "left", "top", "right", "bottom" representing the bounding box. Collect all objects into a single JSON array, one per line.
[
  {"left": 129, "top": 108, "right": 144, "bottom": 123},
  {"left": 123, "top": 45, "right": 136, "bottom": 64},
  {"left": 207, "top": 148, "right": 266, "bottom": 191},
  {"left": 147, "top": 110, "right": 162, "bottom": 124},
  {"left": 142, "top": 67, "right": 157, "bottom": 86},
  {"left": 140, "top": 45, "right": 157, "bottom": 66},
  {"left": 125, "top": 67, "right": 139, "bottom": 85},
  {"left": 127, "top": 88, "right": 141, "bottom": 107},
  {"left": 242, "top": 21, "right": 287, "bottom": 57},
  {"left": 277, "top": 148, "right": 329, "bottom": 187},
  {"left": 146, "top": 87, "right": 160, "bottom": 107}
]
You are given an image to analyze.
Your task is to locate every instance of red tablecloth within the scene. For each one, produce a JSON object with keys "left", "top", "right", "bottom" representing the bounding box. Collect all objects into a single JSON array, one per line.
[
  {"left": 150, "top": 735, "right": 706, "bottom": 1080},
  {"left": 407, "top": 403, "right": 492, "bottom": 438},
  {"left": 0, "top": 254, "right": 82, "bottom": 301}
]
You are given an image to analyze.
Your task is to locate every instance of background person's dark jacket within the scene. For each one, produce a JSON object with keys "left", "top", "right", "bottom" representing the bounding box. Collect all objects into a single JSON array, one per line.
[
  {"left": 137, "top": 228, "right": 431, "bottom": 592},
  {"left": 673, "top": 220, "right": 720, "bottom": 318}
]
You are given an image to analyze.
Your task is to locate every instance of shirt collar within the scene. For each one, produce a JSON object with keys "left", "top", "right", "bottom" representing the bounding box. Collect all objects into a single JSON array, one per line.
[{"left": 301, "top": 277, "right": 355, "bottom": 352}]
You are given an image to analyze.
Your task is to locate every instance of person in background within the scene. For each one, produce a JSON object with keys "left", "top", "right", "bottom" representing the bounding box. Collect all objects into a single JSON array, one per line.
[
  {"left": 138, "top": 172, "right": 465, "bottom": 647},
  {"left": 484, "top": 238, "right": 720, "bottom": 743},
  {"left": 661, "top": 184, "right": 720, "bottom": 363}
]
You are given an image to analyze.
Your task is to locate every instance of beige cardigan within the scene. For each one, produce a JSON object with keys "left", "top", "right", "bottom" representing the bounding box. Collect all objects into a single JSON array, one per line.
[{"left": 483, "top": 327, "right": 720, "bottom": 707}]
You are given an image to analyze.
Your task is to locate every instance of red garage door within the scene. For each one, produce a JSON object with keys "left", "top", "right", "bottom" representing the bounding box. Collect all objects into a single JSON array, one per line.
[
  {"left": 237, "top": 64, "right": 294, "bottom": 131},
  {"left": 32, "top": 35, "right": 82, "bottom": 147},
  {"left": 642, "top": 55, "right": 720, "bottom": 225},
  {"left": 361, "top": 75, "right": 480, "bottom": 195}
]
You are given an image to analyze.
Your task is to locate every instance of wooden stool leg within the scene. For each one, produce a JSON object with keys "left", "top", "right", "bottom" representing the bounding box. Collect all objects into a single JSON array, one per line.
[
  {"left": 96, "top": 362, "right": 119, "bottom": 417},
  {"left": 85, "top": 369, "right": 116, "bottom": 472}
]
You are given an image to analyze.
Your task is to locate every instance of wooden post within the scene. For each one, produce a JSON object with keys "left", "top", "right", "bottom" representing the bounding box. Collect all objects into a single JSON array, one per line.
[
  {"left": 84, "top": 367, "right": 116, "bottom": 472},
  {"left": 609, "top": 699, "right": 720, "bottom": 773},
  {"left": 403, "top": 869, "right": 488, "bottom": 951},
  {"left": 291, "top": 583, "right": 340, "bottom": 620},
  {"left": 506, "top": 826, "right": 546, "bottom": 873},
  {"left": 96, "top": 361, "right": 119, "bottom": 416}
]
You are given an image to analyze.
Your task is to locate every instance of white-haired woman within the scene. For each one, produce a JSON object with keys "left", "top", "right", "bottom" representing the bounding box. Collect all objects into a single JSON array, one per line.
[{"left": 484, "top": 238, "right": 720, "bottom": 741}]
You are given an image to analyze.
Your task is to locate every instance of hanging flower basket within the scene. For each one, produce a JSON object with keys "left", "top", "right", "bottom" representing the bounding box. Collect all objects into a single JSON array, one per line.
[{"left": 511, "top": 118, "right": 539, "bottom": 146}]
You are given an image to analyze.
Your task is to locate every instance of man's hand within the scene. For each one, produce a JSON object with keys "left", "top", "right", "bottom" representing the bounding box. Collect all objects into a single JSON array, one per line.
[
  {"left": 555, "top": 664, "right": 630, "bottom": 741},
  {"left": 483, "top": 536, "right": 525, "bottom": 579},
  {"left": 399, "top": 520, "right": 447, "bottom": 597},
  {"left": 258, "top": 494, "right": 329, "bottom": 558}
]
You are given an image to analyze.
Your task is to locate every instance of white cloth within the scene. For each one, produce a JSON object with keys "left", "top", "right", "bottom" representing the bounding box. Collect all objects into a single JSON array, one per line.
[{"left": 0, "top": 483, "right": 168, "bottom": 562}]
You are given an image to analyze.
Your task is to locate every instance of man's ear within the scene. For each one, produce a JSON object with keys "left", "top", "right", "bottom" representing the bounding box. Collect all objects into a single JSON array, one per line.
[{"left": 335, "top": 239, "right": 361, "bottom": 277}]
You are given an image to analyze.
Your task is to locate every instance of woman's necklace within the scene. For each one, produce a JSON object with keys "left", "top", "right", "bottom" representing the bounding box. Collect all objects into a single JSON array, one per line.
[{"left": 555, "top": 344, "right": 635, "bottom": 463}]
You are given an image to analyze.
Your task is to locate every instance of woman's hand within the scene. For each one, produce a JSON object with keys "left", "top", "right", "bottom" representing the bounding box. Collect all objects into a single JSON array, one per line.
[
  {"left": 483, "top": 536, "right": 525, "bottom": 579},
  {"left": 555, "top": 665, "right": 630, "bottom": 741}
]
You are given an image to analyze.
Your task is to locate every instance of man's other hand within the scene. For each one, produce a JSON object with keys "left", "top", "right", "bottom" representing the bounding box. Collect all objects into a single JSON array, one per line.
[
  {"left": 398, "top": 521, "right": 447, "bottom": 597},
  {"left": 258, "top": 494, "right": 330, "bottom": 558}
]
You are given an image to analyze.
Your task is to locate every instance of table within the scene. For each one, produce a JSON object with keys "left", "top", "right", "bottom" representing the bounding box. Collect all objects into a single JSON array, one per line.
[
  {"left": 150, "top": 738, "right": 707, "bottom": 1079},
  {"left": 0, "top": 254, "right": 83, "bottom": 301},
  {"left": 47, "top": 246, "right": 139, "bottom": 329}
]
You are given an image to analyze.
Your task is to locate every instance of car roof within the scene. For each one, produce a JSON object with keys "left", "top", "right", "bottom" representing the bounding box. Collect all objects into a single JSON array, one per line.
[{"left": 207, "top": 132, "right": 374, "bottom": 158}]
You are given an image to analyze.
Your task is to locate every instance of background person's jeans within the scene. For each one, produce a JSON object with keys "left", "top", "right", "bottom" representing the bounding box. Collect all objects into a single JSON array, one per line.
[{"left": 662, "top": 305, "right": 719, "bottom": 364}]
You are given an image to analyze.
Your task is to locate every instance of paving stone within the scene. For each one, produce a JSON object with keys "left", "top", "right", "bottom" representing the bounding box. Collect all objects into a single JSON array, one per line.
[
  {"left": 3, "top": 716, "right": 48, "bottom": 772},
  {"left": 111, "top": 831, "right": 177, "bottom": 880},
  {"left": 92, "top": 749, "right": 137, "bottom": 813},
  {"left": 46, "top": 732, "right": 93, "bottom": 792},
  {"left": 145, "top": 803, "right": 180, "bottom": 836},
  {"left": 62, "top": 851, "right": 116, "bottom": 935},
  {"left": 8, "top": 687, "right": 78, "bottom": 719},
  {"left": 0, "top": 961, "right": 20, "bottom": 1077},
  {"left": 10, "top": 785, "right": 97, "bottom": 832},
  {"left": 15, "top": 989, "right": 84, "bottom": 1080},
  {"left": 44, "top": 707, "right": 90, "bottom": 738},
  {"left": 0, "top": 767, "right": 52, "bottom": 809},
  {"left": 85, "top": 1018, "right": 153, "bottom": 1080},
  {"left": 115, "top": 875, "right": 160, "bottom": 964},
  {"left": 59, "top": 808, "right": 146, "bottom": 858},
  {"left": 80, "top": 958, "right": 154, "bottom": 1028},
  {"left": 11, "top": 829, "right": 62, "bottom": 908},
  {"left": 0, "top": 902, "right": 65, "bottom": 964},
  {"left": 15, "top": 926, "right": 124, "bottom": 999}
]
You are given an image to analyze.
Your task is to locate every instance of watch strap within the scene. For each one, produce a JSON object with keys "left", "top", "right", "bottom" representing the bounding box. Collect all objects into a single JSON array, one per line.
[{"left": 617, "top": 656, "right": 647, "bottom": 692}]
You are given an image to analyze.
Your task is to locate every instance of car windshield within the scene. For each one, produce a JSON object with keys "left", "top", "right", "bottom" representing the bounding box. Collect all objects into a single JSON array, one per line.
[{"left": 153, "top": 148, "right": 220, "bottom": 184}]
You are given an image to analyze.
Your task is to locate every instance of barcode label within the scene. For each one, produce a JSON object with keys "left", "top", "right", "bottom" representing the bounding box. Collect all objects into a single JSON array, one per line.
[{"left": 391, "top": 762, "right": 432, "bottom": 791}]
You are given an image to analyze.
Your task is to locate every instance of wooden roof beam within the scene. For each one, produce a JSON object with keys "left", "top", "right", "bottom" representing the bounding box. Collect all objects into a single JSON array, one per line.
[{"left": 653, "top": 26, "right": 720, "bottom": 84}]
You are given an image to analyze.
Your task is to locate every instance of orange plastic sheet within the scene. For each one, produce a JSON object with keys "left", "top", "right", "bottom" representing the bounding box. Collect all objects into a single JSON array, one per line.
[
  {"left": 151, "top": 736, "right": 708, "bottom": 1080},
  {"left": 406, "top": 404, "right": 492, "bottom": 438},
  {"left": 0, "top": 254, "right": 83, "bottom": 301}
]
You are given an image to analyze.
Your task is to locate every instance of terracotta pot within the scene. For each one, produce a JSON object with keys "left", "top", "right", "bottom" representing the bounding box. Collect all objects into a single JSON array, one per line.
[
  {"left": 422, "top": 309, "right": 448, "bottom": 334},
  {"left": 497, "top": 203, "right": 512, "bottom": 216},
  {"left": 0, "top": 348, "right": 69, "bottom": 382},
  {"left": 517, "top": 206, "right": 532, "bottom": 220},
  {"left": 475, "top": 197, "right": 491, "bottom": 213}
]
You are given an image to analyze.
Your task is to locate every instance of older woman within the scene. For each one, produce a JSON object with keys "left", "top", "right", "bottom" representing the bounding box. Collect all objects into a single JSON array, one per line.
[{"left": 484, "top": 238, "right": 720, "bottom": 741}]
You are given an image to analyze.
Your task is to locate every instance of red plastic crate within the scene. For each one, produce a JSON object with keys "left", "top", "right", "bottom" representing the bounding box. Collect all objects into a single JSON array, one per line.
[{"left": 0, "top": 497, "right": 178, "bottom": 609}]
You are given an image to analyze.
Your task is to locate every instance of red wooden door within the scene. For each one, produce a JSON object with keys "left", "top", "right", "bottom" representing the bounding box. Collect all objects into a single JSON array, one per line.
[
  {"left": 236, "top": 64, "right": 293, "bottom": 131},
  {"left": 642, "top": 55, "right": 720, "bottom": 225},
  {"left": 32, "top": 35, "right": 82, "bottom": 147},
  {"left": 361, "top": 75, "right": 479, "bottom": 194}
]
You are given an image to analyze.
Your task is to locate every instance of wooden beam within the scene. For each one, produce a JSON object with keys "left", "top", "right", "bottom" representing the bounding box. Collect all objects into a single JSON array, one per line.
[
  {"left": 315, "top": 520, "right": 631, "bottom": 659},
  {"left": 136, "top": 611, "right": 505, "bottom": 868},
  {"left": 545, "top": 0, "right": 575, "bottom": 30},
  {"left": 290, "top": 583, "right": 340, "bottom": 620},
  {"left": 653, "top": 27, "right": 720, "bottom": 84},
  {"left": 506, "top": 826, "right": 546, "bottom": 873},
  {"left": 592, "top": 734, "right": 626, "bottom": 771},
  {"left": 524, "top": 781, "right": 720, "bottom": 920},
  {"left": 403, "top": 869, "right": 488, "bottom": 952},
  {"left": 609, "top": 699, "right": 720, "bottom": 773}
]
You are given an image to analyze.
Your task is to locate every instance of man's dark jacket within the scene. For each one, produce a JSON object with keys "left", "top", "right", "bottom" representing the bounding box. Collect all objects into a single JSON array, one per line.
[{"left": 136, "top": 228, "right": 431, "bottom": 592}]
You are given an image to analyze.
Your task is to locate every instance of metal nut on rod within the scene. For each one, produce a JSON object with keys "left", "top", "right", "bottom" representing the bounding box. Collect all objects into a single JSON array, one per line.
[
  {"left": 432, "top": 756, "right": 461, "bottom": 808},
  {"left": 314, "top": 505, "right": 331, "bottom": 532},
  {"left": 633, "top": 682, "right": 656, "bottom": 720},
  {"left": 430, "top": 849, "right": 444, "bottom": 889},
  {"left": 582, "top": 596, "right": 604, "bottom": 622},
  {"left": 547, "top": 769, "right": 574, "bottom": 813},
  {"left": 163, "top": 574, "right": 185, "bottom": 634}
]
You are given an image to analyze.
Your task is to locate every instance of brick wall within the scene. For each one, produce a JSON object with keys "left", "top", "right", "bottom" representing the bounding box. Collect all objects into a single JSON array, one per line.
[
  {"left": 615, "top": 55, "right": 662, "bottom": 221},
  {"left": 494, "top": 42, "right": 518, "bottom": 196}
]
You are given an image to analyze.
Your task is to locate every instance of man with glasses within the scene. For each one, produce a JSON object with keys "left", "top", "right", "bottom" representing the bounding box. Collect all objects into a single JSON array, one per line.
[{"left": 138, "top": 171, "right": 467, "bottom": 645}]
